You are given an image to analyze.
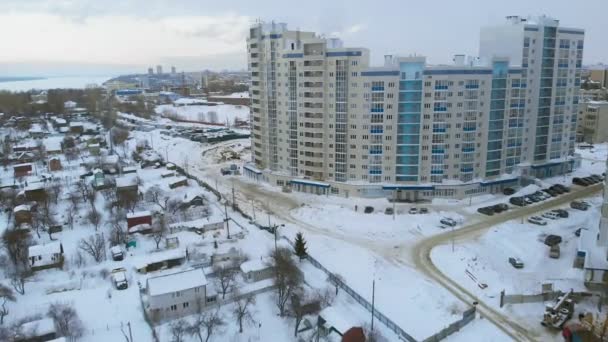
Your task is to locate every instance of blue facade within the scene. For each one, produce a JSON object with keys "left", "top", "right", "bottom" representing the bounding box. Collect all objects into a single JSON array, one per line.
[{"left": 396, "top": 61, "right": 424, "bottom": 182}]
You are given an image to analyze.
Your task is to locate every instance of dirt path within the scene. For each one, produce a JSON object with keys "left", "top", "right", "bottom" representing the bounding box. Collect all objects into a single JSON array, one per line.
[{"left": 412, "top": 183, "right": 604, "bottom": 342}]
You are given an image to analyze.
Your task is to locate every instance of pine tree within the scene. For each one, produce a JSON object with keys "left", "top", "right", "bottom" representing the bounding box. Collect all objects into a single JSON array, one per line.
[{"left": 294, "top": 232, "right": 307, "bottom": 260}]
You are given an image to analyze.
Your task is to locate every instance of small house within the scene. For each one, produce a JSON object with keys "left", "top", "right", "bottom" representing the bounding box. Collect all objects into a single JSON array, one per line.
[
  {"left": 88, "top": 143, "right": 100, "bottom": 156},
  {"left": 318, "top": 307, "right": 357, "bottom": 338},
  {"left": 168, "top": 177, "right": 188, "bottom": 189},
  {"left": 342, "top": 327, "right": 366, "bottom": 342},
  {"left": 135, "top": 248, "right": 186, "bottom": 274},
  {"left": 189, "top": 195, "right": 205, "bottom": 207},
  {"left": 13, "top": 204, "right": 32, "bottom": 225},
  {"left": 211, "top": 247, "right": 242, "bottom": 269},
  {"left": 14, "top": 318, "right": 57, "bottom": 342},
  {"left": 161, "top": 171, "right": 175, "bottom": 178},
  {"left": 43, "top": 137, "right": 63, "bottom": 155},
  {"left": 166, "top": 163, "right": 176, "bottom": 170},
  {"left": 165, "top": 236, "right": 180, "bottom": 249},
  {"left": 240, "top": 258, "right": 274, "bottom": 282},
  {"left": 48, "top": 157, "right": 62, "bottom": 172},
  {"left": 92, "top": 169, "right": 105, "bottom": 189},
  {"left": 64, "top": 100, "right": 77, "bottom": 109},
  {"left": 13, "top": 163, "right": 33, "bottom": 178},
  {"left": 116, "top": 174, "right": 139, "bottom": 200},
  {"left": 127, "top": 211, "right": 152, "bottom": 233},
  {"left": 146, "top": 268, "right": 209, "bottom": 320},
  {"left": 28, "top": 127, "right": 45, "bottom": 139},
  {"left": 122, "top": 166, "right": 138, "bottom": 174},
  {"left": 28, "top": 241, "right": 64, "bottom": 271},
  {"left": 24, "top": 184, "right": 47, "bottom": 202},
  {"left": 69, "top": 122, "right": 84, "bottom": 134}
]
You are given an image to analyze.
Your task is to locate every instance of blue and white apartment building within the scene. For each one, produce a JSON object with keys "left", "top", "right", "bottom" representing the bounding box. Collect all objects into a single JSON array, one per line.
[{"left": 245, "top": 16, "right": 584, "bottom": 200}]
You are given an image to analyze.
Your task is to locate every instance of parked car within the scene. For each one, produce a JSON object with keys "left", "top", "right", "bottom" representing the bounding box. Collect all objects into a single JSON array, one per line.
[
  {"left": 549, "top": 244, "right": 561, "bottom": 259},
  {"left": 493, "top": 203, "right": 509, "bottom": 213},
  {"left": 510, "top": 197, "right": 526, "bottom": 207},
  {"left": 549, "top": 185, "right": 564, "bottom": 195},
  {"left": 440, "top": 217, "right": 457, "bottom": 227},
  {"left": 544, "top": 235, "right": 563, "bottom": 246},
  {"left": 573, "top": 177, "right": 588, "bottom": 186},
  {"left": 575, "top": 228, "right": 586, "bottom": 237},
  {"left": 508, "top": 257, "right": 524, "bottom": 269},
  {"left": 477, "top": 207, "right": 494, "bottom": 216},
  {"left": 110, "top": 246, "right": 124, "bottom": 261},
  {"left": 535, "top": 191, "right": 550, "bottom": 200},
  {"left": 408, "top": 207, "right": 418, "bottom": 214},
  {"left": 526, "top": 195, "right": 540, "bottom": 203},
  {"left": 419, "top": 207, "right": 429, "bottom": 214},
  {"left": 524, "top": 196, "right": 534, "bottom": 204},
  {"left": 384, "top": 207, "right": 394, "bottom": 215},
  {"left": 553, "top": 184, "right": 570, "bottom": 193},
  {"left": 571, "top": 201, "right": 590, "bottom": 211},
  {"left": 528, "top": 216, "right": 547, "bottom": 226},
  {"left": 590, "top": 174, "right": 603, "bottom": 183},
  {"left": 541, "top": 212, "right": 559, "bottom": 220},
  {"left": 543, "top": 188, "right": 558, "bottom": 197},
  {"left": 582, "top": 177, "right": 596, "bottom": 185},
  {"left": 551, "top": 209, "right": 569, "bottom": 218},
  {"left": 111, "top": 268, "right": 128, "bottom": 290},
  {"left": 503, "top": 187, "right": 516, "bottom": 196},
  {"left": 364, "top": 206, "right": 374, "bottom": 214}
]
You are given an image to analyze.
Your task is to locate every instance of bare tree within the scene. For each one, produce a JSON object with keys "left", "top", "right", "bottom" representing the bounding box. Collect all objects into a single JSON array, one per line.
[
  {"left": 76, "top": 180, "right": 90, "bottom": 202},
  {"left": 107, "top": 220, "right": 128, "bottom": 247},
  {"left": 214, "top": 265, "right": 237, "bottom": 299},
  {"left": 152, "top": 215, "right": 167, "bottom": 250},
  {"left": 87, "top": 208, "right": 101, "bottom": 231},
  {"left": 48, "top": 303, "right": 84, "bottom": 339},
  {"left": 0, "top": 285, "right": 15, "bottom": 324},
  {"left": 362, "top": 323, "right": 387, "bottom": 342},
  {"left": 290, "top": 293, "right": 321, "bottom": 337},
  {"left": 232, "top": 293, "right": 255, "bottom": 333},
  {"left": 166, "top": 198, "right": 185, "bottom": 216},
  {"left": 2, "top": 229, "right": 30, "bottom": 270},
  {"left": 145, "top": 186, "right": 170, "bottom": 211},
  {"left": 68, "top": 190, "right": 81, "bottom": 209},
  {"left": 10, "top": 269, "right": 29, "bottom": 295},
  {"left": 36, "top": 199, "right": 57, "bottom": 240},
  {"left": 118, "top": 190, "right": 139, "bottom": 214},
  {"left": 66, "top": 205, "right": 75, "bottom": 230},
  {"left": 49, "top": 182, "right": 63, "bottom": 204},
  {"left": 170, "top": 319, "right": 188, "bottom": 342},
  {"left": 0, "top": 189, "right": 17, "bottom": 224},
  {"left": 188, "top": 310, "right": 225, "bottom": 342},
  {"left": 271, "top": 247, "right": 303, "bottom": 316},
  {"left": 79, "top": 234, "right": 106, "bottom": 263}
]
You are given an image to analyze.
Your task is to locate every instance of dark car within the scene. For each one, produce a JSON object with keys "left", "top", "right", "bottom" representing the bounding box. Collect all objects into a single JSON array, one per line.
[
  {"left": 590, "top": 174, "right": 603, "bottom": 183},
  {"left": 551, "top": 209, "right": 569, "bottom": 218},
  {"left": 543, "top": 188, "right": 558, "bottom": 197},
  {"left": 582, "top": 177, "right": 596, "bottom": 185},
  {"left": 478, "top": 207, "right": 495, "bottom": 216},
  {"left": 553, "top": 184, "right": 570, "bottom": 193},
  {"left": 503, "top": 187, "right": 516, "bottom": 196},
  {"left": 571, "top": 201, "right": 590, "bottom": 211},
  {"left": 550, "top": 185, "right": 564, "bottom": 194},
  {"left": 509, "top": 196, "right": 526, "bottom": 206},
  {"left": 544, "top": 235, "right": 563, "bottom": 246},
  {"left": 509, "top": 257, "right": 524, "bottom": 269},
  {"left": 493, "top": 203, "right": 509, "bottom": 213},
  {"left": 419, "top": 207, "right": 429, "bottom": 214},
  {"left": 526, "top": 194, "right": 540, "bottom": 203},
  {"left": 364, "top": 206, "right": 374, "bottom": 214},
  {"left": 573, "top": 177, "right": 588, "bottom": 186},
  {"left": 575, "top": 228, "right": 586, "bottom": 237}
]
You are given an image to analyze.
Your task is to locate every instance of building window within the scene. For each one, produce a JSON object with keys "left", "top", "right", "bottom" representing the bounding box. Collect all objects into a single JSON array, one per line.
[
  {"left": 170, "top": 305, "right": 177, "bottom": 311},
  {"left": 183, "top": 302, "right": 189, "bottom": 309}
]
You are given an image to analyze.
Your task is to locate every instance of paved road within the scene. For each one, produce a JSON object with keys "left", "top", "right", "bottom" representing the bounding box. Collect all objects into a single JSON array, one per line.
[{"left": 412, "top": 183, "right": 604, "bottom": 342}]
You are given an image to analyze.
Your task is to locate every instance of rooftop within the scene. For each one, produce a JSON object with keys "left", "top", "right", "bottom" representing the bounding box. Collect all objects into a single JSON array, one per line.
[
  {"left": 28, "top": 241, "right": 62, "bottom": 256},
  {"left": 147, "top": 267, "right": 207, "bottom": 296}
]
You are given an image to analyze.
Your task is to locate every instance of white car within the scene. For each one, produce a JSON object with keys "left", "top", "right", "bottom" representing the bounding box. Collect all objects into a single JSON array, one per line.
[
  {"left": 408, "top": 207, "right": 418, "bottom": 214},
  {"left": 541, "top": 212, "right": 559, "bottom": 220},
  {"left": 440, "top": 217, "right": 457, "bottom": 227},
  {"left": 528, "top": 216, "right": 547, "bottom": 226}
]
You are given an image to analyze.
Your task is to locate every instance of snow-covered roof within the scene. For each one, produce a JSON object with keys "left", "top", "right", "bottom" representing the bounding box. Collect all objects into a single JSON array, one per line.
[
  {"left": 28, "top": 241, "right": 62, "bottom": 257},
  {"left": 134, "top": 248, "right": 185, "bottom": 270},
  {"left": 25, "top": 183, "right": 44, "bottom": 191},
  {"left": 69, "top": 121, "right": 83, "bottom": 127},
  {"left": 174, "top": 98, "right": 207, "bottom": 105},
  {"left": 319, "top": 306, "right": 353, "bottom": 334},
  {"left": 240, "top": 258, "right": 272, "bottom": 273},
  {"left": 127, "top": 211, "right": 151, "bottom": 219},
  {"left": 13, "top": 163, "right": 33, "bottom": 169},
  {"left": 147, "top": 268, "right": 207, "bottom": 296},
  {"left": 13, "top": 204, "right": 31, "bottom": 213},
  {"left": 110, "top": 246, "right": 122, "bottom": 254},
  {"left": 19, "top": 318, "right": 55, "bottom": 337},
  {"left": 43, "top": 137, "right": 62, "bottom": 152},
  {"left": 116, "top": 175, "right": 138, "bottom": 188}
]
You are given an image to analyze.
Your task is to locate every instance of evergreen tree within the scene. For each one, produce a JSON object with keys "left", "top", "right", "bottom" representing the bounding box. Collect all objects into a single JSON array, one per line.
[{"left": 294, "top": 232, "right": 307, "bottom": 260}]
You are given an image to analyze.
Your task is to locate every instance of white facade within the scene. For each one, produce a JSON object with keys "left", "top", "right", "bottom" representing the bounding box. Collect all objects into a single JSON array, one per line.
[{"left": 247, "top": 16, "right": 584, "bottom": 199}]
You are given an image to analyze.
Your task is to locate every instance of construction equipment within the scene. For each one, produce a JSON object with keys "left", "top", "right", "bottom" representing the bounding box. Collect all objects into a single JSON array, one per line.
[{"left": 541, "top": 291, "right": 574, "bottom": 329}]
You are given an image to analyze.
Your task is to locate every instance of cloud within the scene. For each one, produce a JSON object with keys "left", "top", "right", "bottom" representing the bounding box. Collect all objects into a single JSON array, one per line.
[
  {"left": 329, "top": 23, "right": 367, "bottom": 38},
  {"left": 0, "top": 12, "right": 251, "bottom": 71}
]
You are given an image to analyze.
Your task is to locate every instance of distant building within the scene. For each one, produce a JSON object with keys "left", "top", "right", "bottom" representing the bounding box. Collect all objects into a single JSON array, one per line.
[
  {"left": 48, "top": 157, "right": 62, "bottom": 172},
  {"left": 171, "top": 66, "right": 176, "bottom": 74},
  {"left": 28, "top": 241, "right": 64, "bottom": 271},
  {"left": 13, "top": 163, "right": 33, "bottom": 178},
  {"left": 148, "top": 67, "right": 154, "bottom": 75},
  {"left": 588, "top": 65, "right": 608, "bottom": 88},
  {"left": 156, "top": 65, "right": 163, "bottom": 75},
  {"left": 577, "top": 101, "right": 608, "bottom": 143},
  {"left": 64, "top": 100, "right": 77, "bottom": 109}
]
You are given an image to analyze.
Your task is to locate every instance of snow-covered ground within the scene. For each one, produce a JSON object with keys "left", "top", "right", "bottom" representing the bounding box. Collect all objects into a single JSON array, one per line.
[{"left": 155, "top": 103, "right": 249, "bottom": 126}]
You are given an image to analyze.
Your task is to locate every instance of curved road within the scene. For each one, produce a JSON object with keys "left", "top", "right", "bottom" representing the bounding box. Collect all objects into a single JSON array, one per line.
[{"left": 413, "top": 183, "right": 604, "bottom": 342}]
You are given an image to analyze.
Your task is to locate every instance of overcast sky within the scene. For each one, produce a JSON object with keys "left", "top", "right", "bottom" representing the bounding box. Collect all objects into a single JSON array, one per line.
[{"left": 1, "top": 0, "right": 606, "bottom": 76}]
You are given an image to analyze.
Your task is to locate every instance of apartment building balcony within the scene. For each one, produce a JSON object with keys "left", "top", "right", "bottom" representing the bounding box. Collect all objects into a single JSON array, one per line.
[
  {"left": 304, "top": 102, "right": 323, "bottom": 109},
  {"left": 303, "top": 92, "right": 324, "bottom": 99},
  {"left": 303, "top": 112, "right": 324, "bottom": 119},
  {"left": 303, "top": 71, "right": 323, "bottom": 78},
  {"left": 303, "top": 82, "right": 323, "bottom": 89}
]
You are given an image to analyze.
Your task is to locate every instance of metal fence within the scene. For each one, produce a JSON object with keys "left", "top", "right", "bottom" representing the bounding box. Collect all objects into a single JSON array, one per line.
[{"left": 422, "top": 307, "right": 476, "bottom": 342}]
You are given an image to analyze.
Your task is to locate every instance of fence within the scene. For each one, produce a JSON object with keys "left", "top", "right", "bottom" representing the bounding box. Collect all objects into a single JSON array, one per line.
[
  {"left": 500, "top": 288, "right": 594, "bottom": 307},
  {"left": 422, "top": 307, "right": 476, "bottom": 342}
]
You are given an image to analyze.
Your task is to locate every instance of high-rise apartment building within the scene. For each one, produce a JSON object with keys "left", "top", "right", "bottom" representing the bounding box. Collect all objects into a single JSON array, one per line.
[
  {"left": 156, "top": 65, "right": 163, "bottom": 75},
  {"left": 245, "top": 16, "right": 584, "bottom": 200}
]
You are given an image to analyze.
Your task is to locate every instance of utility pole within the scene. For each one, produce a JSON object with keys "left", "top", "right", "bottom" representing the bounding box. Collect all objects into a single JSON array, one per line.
[
  {"left": 128, "top": 321, "right": 133, "bottom": 342},
  {"left": 392, "top": 190, "right": 396, "bottom": 221},
  {"left": 451, "top": 224, "right": 455, "bottom": 252},
  {"left": 232, "top": 185, "right": 236, "bottom": 211},
  {"left": 224, "top": 202, "right": 231, "bottom": 239},
  {"left": 371, "top": 279, "right": 375, "bottom": 332},
  {"left": 252, "top": 199, "right": 256, "bottom": 221}
]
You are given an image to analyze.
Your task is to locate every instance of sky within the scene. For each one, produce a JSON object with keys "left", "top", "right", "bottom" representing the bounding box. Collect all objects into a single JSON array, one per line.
[{"left": 0, "top": 0, "right": 606, "bottom": 77}]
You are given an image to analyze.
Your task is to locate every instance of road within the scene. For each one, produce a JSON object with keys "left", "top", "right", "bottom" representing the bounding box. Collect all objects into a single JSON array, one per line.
[{"left": 412, "top": 183, "right": 604, "bottom": 342}]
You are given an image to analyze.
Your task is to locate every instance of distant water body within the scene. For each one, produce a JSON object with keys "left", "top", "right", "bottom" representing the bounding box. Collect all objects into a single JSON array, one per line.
[{"left": 0, "top": 76, "right": 114, "bottom": 91}]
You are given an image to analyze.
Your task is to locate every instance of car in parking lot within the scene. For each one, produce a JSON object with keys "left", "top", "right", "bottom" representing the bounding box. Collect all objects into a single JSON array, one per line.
[
  {"left": 550, "top": 244, "right": 561, "bottom": 259},
  {"left": 384, "top": 207, "right": 394, "bottom": 215},
  {"left": 509, "top": 196, "right": 526, "bottom": 206},
  {"left": 528, "top": 216, "right": 547, "bottom": 226},
  {"left": 419, "top": 207, "right": 429, "bottom": 214},
  {"left": 544, "top": 234, "right": 562, "bottom": 246},
  {"left": 543, "top": 188, "right": 559, "bottom": 197},
  {"left": 440, "top": 217, "right": 457, "bottom": 227},
  {"left": 527, "top": 194, "right": 540, "bottom": 203},
  {"left": 573, "top": 177, "right": 589, "bottom": 186},
  {"left": 111, "top": 268, "right": 128, "bottom": 290},
  {"left": 503, "top": 187, "right": 516, "bottom": 196},
  {"left": 571, "top": 201, "right": 590, "bottom": 211},
  {"left": 549, "top": 185, "right": 564, "bottom": 195},
  {"left": 582, "top": 177, "right": 596, "bottom": 185},
  {"left": 575, "top": 228, "right": 587, "bottom": 237},
  {"left": 364, "top": 206, "right": 374, "bottom": 214},
  {"left": 493, "top": 203, "right": 509, "bottom": 213},
  {"left": 524, "top": 196, "right": 534, "bottom": 204},
  {"left": 477, "top": 206, "right": 494, "bottom": 216},
  {"left": 590, "top": 174, "right": 603, "bottom": 183},
  {"left": 408, "top": 207, "right": 418, "bottom": 214},
  {"left": 541, "top": 212, "right": 559, "bottom": 220},
  {"left": 551, "top": 209, "right": 569, "bottom": 218},
  {"left": 553, "top": 184, "right": 570, "bottom": 193},
  {"left": 508, "top": 257, "right": 524, "bottom": 269}
]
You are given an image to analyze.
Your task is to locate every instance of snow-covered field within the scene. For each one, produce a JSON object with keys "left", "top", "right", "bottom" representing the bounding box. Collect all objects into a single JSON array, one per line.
[{"left": 155, "top": 103, "right": 249, "bottom": 126}]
